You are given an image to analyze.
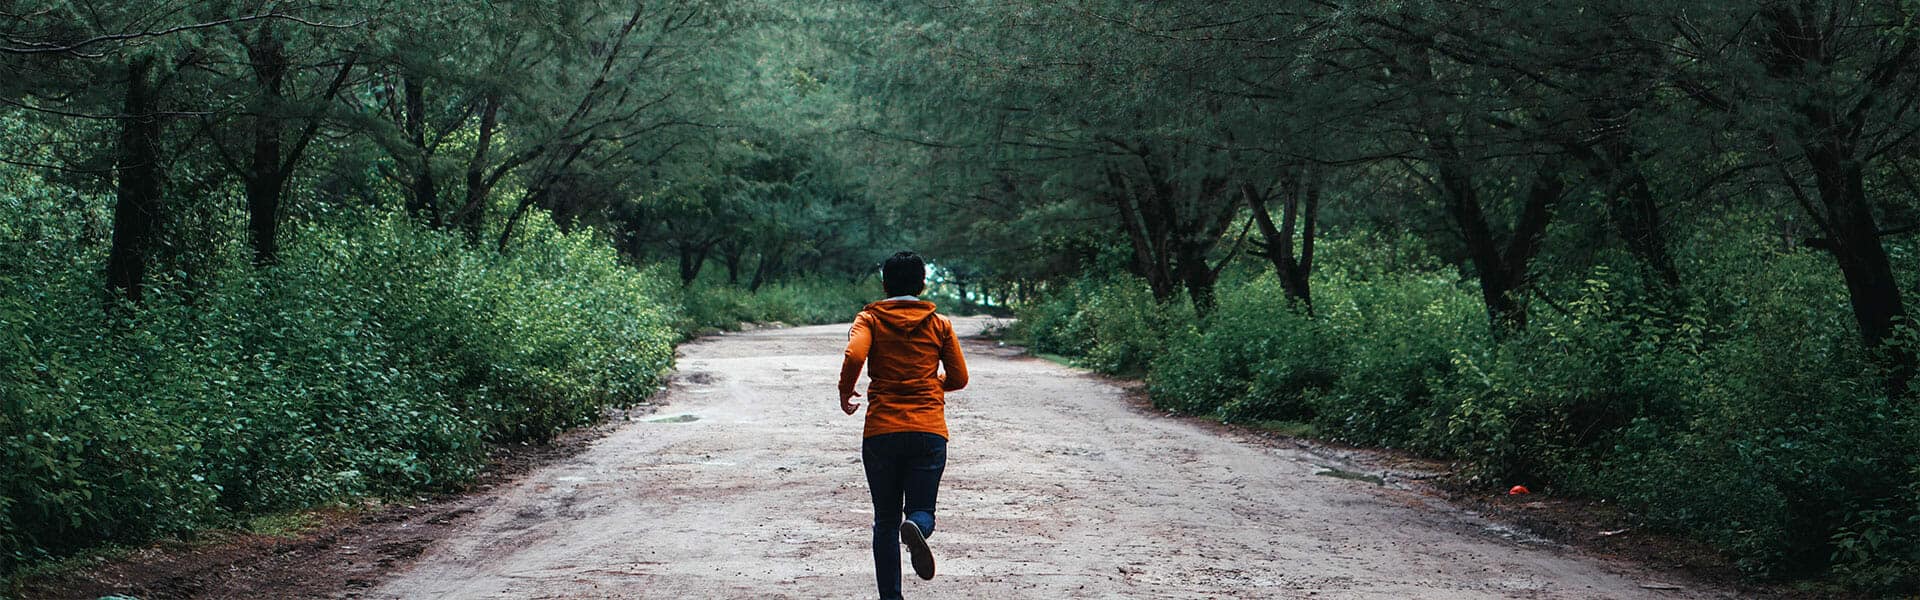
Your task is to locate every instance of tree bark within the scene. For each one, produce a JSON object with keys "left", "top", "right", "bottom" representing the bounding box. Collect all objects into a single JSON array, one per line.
[
  {"left": 495, "top": 6, "right": 648, "bottom": 253},
  {"left": 1761, "top": 6, "right": 1914, "bottom": 389},
  {"left": 1175, "top": 245, "right": 1220, "bottom": 315},
  {"left": 1107, "top": 167, "right": 1179, "bottom": 303},
  {"left": 1492, "top": 162, "right": 1567, "bottom": 332},
  {"left": 1598, "top": 145, "right": 1680, "bottom": 290},
  {"left": 1104, "top": 147, "right": 1239, "bottom": 316},
  {"left": 237, "top": 27, "right": 355, "bottom": 266},
  {"left": 402, "top": 75, "right": 440, "bottom": 225},
  {"left": 453, "top": 95, "right": 501, "bottom": 245},
  {"left": 1404, "top": 48, "right": 1563, "bottom": 335},
  {"left": 1561, "top": 124, "right": 1681, "bottom": 290},
  {"left": 749, "top": 247, "right": 783, "bottom": 293},
  {"left": 1244, "top": 174, "right": 1318, "bottom": 312},
  {"left": 106, "top": 57, "right": 165, "bottom": 303},
  {"left": 622, "top": 226, "right": 648, "bottom": 263},
  {"left": 1811, "top": 151, "right": 1904, "bottom": 352},
  {"left": 244, "top": 25, "right": 289, "bottom": 266},
  {"left": 721, "top": 243, "right": 744, "bottom": 285},
  {"left": 1172, "top": 174, "right": 1237, "bottom": 318},
  {"left": 678, "top": 244, "right": 712, "bottom": 286}
]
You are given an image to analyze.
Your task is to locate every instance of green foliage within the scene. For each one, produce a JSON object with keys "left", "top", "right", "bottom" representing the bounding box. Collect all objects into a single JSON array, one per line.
[
  {"left": 1, "top": 0, "right": 1916, "bottom": 594},
  {"left": 676, "top": 275, "right": 874, "bottom": 333},
  {"left": 1149, "top": 276, "right": 1337, "bottom": 422},
  {"left": 1017, "top": 234, "right": 1920, "bottom": 592},
  {"left": 0, "top": 210, "right": 677, "bottom": 576},
  {"left": 1010, "top": 277, "right": 1189, "bottom": 376},
  {"left": 1307, "top": 267, "right": 1488, "bottom": 449}
]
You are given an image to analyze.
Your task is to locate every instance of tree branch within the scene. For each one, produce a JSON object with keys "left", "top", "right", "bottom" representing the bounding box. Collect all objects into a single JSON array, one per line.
[{"left": 2, "top": 13, "right": 367, "bottom": 57}]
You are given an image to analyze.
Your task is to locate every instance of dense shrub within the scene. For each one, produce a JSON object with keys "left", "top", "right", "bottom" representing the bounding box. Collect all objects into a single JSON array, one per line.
[
  {"left": 1149, "top": 277, "right": 1338, "bottom": 422},
  {"left": 677, "top": 275, "right": 873, "bottom": 332},
  {"left": 1309, "top": 268, "right": 1487, "bottom": 449},
  {"left": 1005, "top": 278, "right": 1099, "bottom": 358},
  {"left": 0, "top": 211, "right": 678, "bottom": 575},
  {"left": 1010, "top": 277, "right": 1188, "bottom": 376},
  {"left": 1016, "top": 235, "right": 1919, "bottom": 593}
]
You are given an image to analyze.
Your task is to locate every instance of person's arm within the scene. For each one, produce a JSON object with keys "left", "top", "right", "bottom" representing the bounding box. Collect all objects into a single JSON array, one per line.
[
  {"left": 938, "top": 317, "right": 968, "bottom": 392},
  {"left": 839, "top": 313, "right": 872, "bottom": 415}
]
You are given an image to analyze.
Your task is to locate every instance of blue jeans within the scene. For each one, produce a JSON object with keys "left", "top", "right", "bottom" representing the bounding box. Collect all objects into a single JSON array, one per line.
[{"left": 862, "top": 432, "right": 947, "bottom": 599}]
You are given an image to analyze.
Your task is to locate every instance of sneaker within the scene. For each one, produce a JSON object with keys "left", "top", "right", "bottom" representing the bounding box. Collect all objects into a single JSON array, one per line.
[{"left": 899, "top": 519, "right": 935, "bottom": 580}]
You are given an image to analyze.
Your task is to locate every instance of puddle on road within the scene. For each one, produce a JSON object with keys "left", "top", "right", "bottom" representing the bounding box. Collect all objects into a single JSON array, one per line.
[
  {"left": 1313, "top": 466, "right": 1385, "bottom": 486},
  {"left": 646, "top": 414, "right": 701, "bottom": 423}
]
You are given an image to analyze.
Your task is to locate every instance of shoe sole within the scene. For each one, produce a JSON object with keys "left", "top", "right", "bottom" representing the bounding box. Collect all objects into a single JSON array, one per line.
[{"left": 900, "top": 520, "right": 935, "bottom": 580}]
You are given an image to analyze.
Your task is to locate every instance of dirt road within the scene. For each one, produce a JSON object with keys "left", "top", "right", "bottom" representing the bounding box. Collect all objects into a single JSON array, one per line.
[{"left": 371, "top": 318, "right": 1732, "bottom": 599}]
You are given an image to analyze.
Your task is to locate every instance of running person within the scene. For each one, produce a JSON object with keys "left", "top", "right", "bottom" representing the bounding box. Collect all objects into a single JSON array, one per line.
[{"left": 838, "top": 251, "right": 968, "bottom": 600}]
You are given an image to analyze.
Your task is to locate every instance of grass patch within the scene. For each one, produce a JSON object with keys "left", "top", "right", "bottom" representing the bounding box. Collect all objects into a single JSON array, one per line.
[
  {"left": 1033, "top": 352, "right": 1077, "bottom": 367},
  {"left": 1246, "top": 420, "right": 1318, "bottom": 437},
  {"left": 245, "top": 512, "right": 323, "bottom": 539}
]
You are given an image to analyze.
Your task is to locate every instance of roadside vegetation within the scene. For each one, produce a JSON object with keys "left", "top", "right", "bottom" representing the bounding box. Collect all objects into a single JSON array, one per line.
[
  {"left": 0, "top": 0, "right": 894, "bottom": 585},
  {"left": 843, "top": 1, "right": 1920, "bottom": 592},
  {"left": 4, "top": 0, "right": 1918, "bottom": 595},
  {"left": 1013, "top": 233, "right": 1914, "bottom": 591}
]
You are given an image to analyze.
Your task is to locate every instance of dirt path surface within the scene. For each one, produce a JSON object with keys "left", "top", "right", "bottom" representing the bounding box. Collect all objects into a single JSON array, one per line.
[{"left": 370, "top": 318, "right": 1734, "bottom": 600}]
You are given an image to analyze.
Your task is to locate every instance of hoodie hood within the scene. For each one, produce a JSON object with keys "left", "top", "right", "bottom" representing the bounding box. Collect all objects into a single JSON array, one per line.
[{"left": 864, "top": 300, "right": 938, "bottom": 333}]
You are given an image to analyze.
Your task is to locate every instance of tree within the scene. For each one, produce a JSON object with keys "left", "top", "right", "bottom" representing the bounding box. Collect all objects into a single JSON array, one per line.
[
  {"left": 201, "top": 12, "right": 366, "bottom": 266},
  {"left": 1244, "top": 170, "right": 1320, "bottom": 311},
  {"left": 1662, "top": 0, "right": 1920, "bottom": 383},
  {"left": 106, "top": 55, "right": 167, "bottom": 302}
]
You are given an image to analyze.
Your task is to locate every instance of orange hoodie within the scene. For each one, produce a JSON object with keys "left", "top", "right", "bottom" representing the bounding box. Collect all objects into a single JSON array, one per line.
[{"left": 840, "top": 300, "right": 968, "bottom": 439}]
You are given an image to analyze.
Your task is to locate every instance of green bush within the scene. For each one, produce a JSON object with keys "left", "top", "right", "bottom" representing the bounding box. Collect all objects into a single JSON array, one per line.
[
  {"left": 677, "top": 275, "right": 872, "bottom": 333},
  {"left": 1011, "top": 277, "right": 1187, "bottom": 376},
  {"left": 1013, "top": 233, "right": 1919, "bottom": 593},
  {"left": 0, "top": 210, "right": 678, "bottom": 576},
  {"left": 1149, "top": 276, "right": 1337, "bottom": 422},
  {"left": 1544, "top": 254, "right": 1914, "bottom": 584},
  {"left": 1308, "top": 268, "right": 1487, "bottom": 449},
  {"left": 1005, "top": 279, "right": 1098, "bottom": 358}
]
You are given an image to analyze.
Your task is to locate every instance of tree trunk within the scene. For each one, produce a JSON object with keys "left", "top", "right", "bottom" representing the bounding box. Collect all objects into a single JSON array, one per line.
[
  {"left": 1166, "top": 181, "right": 1236, "bottom": 318},
  {"left": 1809, "top": 144, "right": 1910, "bottom": 379},
  {"left": 1428, "top": 146, "right": 1524, "bottom": 333},
  {"left": 1405, "top": 49, "right": 1561, "bottom": 336},
  {"left": 106, "top": 57, "right": 164, "bottom": 303},
  {"left": 1107, "top": 168, "right": 1179, "bottom": 303},
  {"left": 1434, "top": 153, "right": 1564, "bottom": 335},
  {"left": 1761, "top": 6, "right": 1915, "bottom": 390},
  {"left": 498, "top": 139, "right": 595, "bottom": 252},
  {"left": 622, "top": 227, "right": 648, "bottom": 263},
  {"left": 244, "top": 25, "right": 289, "bottom": 266},
  {"left": 1600, "top": 152, "right": 1680, "bottom": 290},
  {"left": 1440, "top": 159, "right": 1520, "bottom": 333},
  {"left": 749, "top": 249, "right": 782, "bottom": 293},
  {"left": 678, "top": 244, "right": 711, "bottom": 286},
  {"left": 1493, "top": 163, "right": 1567, "bottom": 333},
  {"left": 454, "top": 95, "right": 501, "bottom": 246},
  {"left": 496, "top": 189, "right": 538, "bottom": 252},
  {"left": 237, "top": 28, "right": 354, "bottom": 265},
  {"left": 1098, "top": 138, "right": 1244, "bottom": 316},
  {"left": 402, "top": 75, "right": 440, "bottom": 225},
  {"left": 1564, "top": 129, "right": 1681, "bottom": 290},
  {"left": 1296, "top": 183, "right": 1318, "bottom": 307},
  {"left": 1245, "top": 175, "right": 1318, "bottom": 312},
  {"left": 721, "top": 245, "right": 743, "bottom": 285},
  {"left": 1175, "top": 248, "right": 1220, "bottom": 316}
]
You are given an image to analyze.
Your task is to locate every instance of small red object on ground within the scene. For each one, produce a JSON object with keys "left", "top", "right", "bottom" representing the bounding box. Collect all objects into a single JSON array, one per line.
[{"left": 1508, "top": 485, "right": 1530, "bottom": 495}]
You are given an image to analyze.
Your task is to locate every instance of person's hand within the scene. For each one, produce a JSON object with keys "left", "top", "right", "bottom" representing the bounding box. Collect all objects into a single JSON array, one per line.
[{"left": 840, "top": 390, "right": 862, "bottom": 415}]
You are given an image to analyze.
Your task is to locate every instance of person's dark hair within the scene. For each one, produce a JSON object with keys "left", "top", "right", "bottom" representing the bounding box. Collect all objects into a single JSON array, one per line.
[{"left": 882, "top": 251, "right": 926, "bottom": 298}]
